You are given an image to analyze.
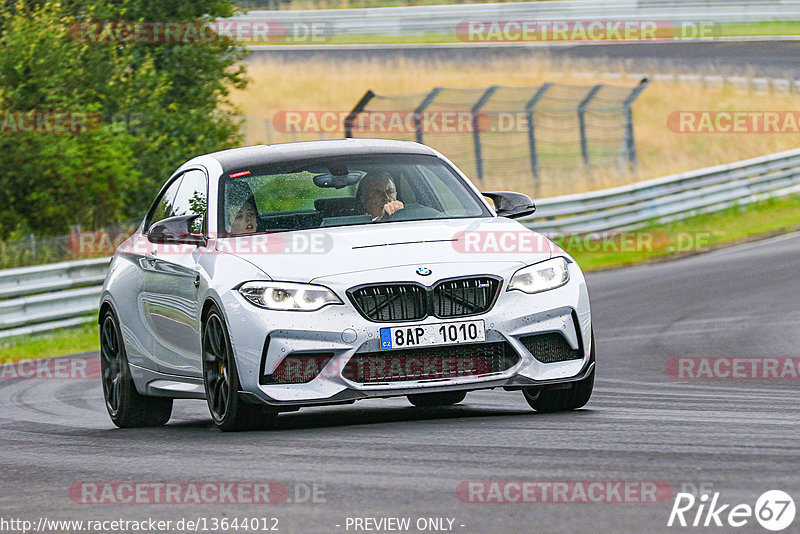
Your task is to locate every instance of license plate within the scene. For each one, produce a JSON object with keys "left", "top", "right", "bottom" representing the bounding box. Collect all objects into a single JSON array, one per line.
[{"left": 380, "top": 320, "right": 485, "bottom": 350}]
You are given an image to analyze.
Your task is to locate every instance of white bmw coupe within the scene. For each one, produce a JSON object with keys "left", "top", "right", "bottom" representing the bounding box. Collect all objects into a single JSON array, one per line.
[{"left": 99, "top": 139, "right": 594, "bottom": 431}]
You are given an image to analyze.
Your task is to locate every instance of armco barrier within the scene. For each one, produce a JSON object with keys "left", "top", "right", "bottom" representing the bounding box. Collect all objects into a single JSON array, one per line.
[
  {"left": 232, "top": 1, "right": 800, "bottom": 36},
  {"left": 520, "top": 148, "right": 800, "bottom": 232},
  {"left": 2, "top": 148, "right": 800, "bottom": 339},
  {"left": 0, "top": 258, "right": 110, "bottom": 340}
]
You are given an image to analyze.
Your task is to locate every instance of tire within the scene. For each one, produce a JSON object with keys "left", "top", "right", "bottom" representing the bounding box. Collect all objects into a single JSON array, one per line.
[
  {"left": 407, "top": 391, "right": 467, "bottom": 407},
  {"left": 202, "top": 307, "right": 278, "bottom": 432},
  {"left": 100, "top": 310, "right": 173, "bottom": 427},
  {"left": 522, "top": 331, "right": 595, "bottom": 413}
]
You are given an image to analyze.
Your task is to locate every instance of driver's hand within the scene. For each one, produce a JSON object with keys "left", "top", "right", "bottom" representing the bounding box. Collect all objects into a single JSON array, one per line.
[{"left": 382, "top": 200, "right": 404, "bottom": 217}]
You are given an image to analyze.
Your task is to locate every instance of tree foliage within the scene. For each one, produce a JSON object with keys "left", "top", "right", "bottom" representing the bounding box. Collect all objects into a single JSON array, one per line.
[{"left": 0, "top": 0, "right": 248, "bottom": 238}]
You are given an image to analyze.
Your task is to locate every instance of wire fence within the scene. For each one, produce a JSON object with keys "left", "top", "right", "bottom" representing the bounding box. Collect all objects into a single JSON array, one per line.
[
  {"left": 344, "top": 80, "right": 648, "bottom": 196},
  {"left": 0, "top": 80, "right": 648, "bottom": 269}
]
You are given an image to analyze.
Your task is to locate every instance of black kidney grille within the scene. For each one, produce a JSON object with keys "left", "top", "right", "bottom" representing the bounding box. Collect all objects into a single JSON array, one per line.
[
  {"left": 349, "top": 276, "right": 501, "bottom": 322},
  {"left": 433, "top": 277, "right": 500, "bottom": 318},
  {"left": 349, "top": 284, "right": 427, "bottom": 322},
  {"left": 520, "top": 332, "right": 583, "bottom": 363}
]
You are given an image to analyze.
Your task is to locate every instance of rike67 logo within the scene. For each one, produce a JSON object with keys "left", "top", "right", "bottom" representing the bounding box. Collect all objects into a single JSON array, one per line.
[{"left": 668, "top": 490, "right": 795, "bottom": 531}]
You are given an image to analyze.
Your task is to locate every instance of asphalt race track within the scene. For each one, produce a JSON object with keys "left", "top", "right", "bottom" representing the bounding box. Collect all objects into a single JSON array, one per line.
[
  {"left": 1, "top": 233, "right": 798, "bottom": 533},
  {"left": 247, "top": 40, "right": 800, "bottom": 78}
]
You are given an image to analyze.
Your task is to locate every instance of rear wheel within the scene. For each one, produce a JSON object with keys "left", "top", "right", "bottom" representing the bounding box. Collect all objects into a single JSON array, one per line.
[
  {"left": 407, "top": 391, "right": 467, "bottom": 407},
  {"left": 522, "top": 331, "right": 595, "bottom": 413},
  {"left": 100, "top": 310, "right": 173, "bottom": 427},
  {"left": 202, "top": 308, "right": 277, "bottom": 431}
]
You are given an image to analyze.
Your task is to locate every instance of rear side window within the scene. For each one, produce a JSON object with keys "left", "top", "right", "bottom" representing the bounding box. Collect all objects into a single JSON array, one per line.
[
  {"left": 148, "top": 178, "right": 183, "bottom": 230},
  {"left": 147, "top": 169, "right": 208, "bottom": 233},
  {"left": 171, "top": 170, "right": 208, "bottom": 234}
]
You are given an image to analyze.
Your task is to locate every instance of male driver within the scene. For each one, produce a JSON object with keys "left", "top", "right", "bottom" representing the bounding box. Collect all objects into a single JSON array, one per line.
[{"left": 356, "top": 170, "right": 404, "bottom": 221}]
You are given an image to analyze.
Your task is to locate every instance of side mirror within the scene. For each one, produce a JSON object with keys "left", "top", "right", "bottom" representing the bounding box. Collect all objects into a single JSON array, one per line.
[
  {"left": 483, "top": 191, "right": 536, "bottom": 219},
  {"left": 147, "top": 214, "right": 207, "bottom": 246}
]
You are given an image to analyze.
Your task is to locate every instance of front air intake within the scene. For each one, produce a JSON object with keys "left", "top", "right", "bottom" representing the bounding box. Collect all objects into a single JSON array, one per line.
[{"left": 519, "top": 333, "right": 583, "bottom": 364}]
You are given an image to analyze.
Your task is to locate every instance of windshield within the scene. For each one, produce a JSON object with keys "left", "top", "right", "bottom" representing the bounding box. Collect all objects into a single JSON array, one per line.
[{"left": 219, "top": 154, "right": 490, "bottom": 236}]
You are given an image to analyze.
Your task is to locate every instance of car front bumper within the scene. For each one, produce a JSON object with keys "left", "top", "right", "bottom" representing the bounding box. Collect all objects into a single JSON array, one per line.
[{"left": 221, "top": 260, "right": 592, "bottom": 408}]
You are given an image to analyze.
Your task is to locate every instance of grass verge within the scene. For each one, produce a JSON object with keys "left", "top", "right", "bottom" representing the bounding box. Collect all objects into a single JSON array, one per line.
[
  {"left": 0, "top": 321, "right": 98, "bottom": 364},
  {"left": 2, "top": 195, "right": 798, "bottom": 364},
  {"left": 565, "top": 194, "right": 800, "bottom": 270}
]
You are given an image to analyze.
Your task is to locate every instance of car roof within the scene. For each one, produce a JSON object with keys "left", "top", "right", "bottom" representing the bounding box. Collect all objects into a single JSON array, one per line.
[{"left": 208, "top": 139, "right": 440, "bottom": 173}]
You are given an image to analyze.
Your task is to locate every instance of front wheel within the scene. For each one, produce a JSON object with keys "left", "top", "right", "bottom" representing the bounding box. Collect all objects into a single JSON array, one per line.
[
  {"left": 202, "top": 308, "right": 277, "bottom": 431},
  {"left": 100, "top": 310, "right": 173, "bottom": 427},
  {"left": 522, "top": 331, "right": 595, "bottom": 413},
  {"left": 407, "top": 391, "right": 467, "bottom": 407}
]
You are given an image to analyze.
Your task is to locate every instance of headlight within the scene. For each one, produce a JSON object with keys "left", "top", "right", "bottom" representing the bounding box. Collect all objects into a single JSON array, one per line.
[
  {"left": 238, "top": 281, "right": 342, "bottom": 311},
  {"left": 508, "top": 257, "right": 570, "bottom": 294}
]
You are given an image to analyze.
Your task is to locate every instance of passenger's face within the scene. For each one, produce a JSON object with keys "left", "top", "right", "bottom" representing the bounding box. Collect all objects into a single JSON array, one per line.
[
  {"left": 230, "top": 203, "right": 257, "bottom": 234},
  {"left": 361, "top": 179, "right": 397, "bottom": 218}
]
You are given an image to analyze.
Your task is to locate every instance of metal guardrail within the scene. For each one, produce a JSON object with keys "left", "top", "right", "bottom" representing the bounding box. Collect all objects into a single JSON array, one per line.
[
  {"left": 1, "top": 148, "right": 800, "bottom": 340},
  {"left": 232, "top": 1, "right": 800, "bottom": 35},
  {"left": 521, "top": 148, "right": 800, "bottom": 232},
  {"left": 0, "top": 258, "right": 110, "bottom": 340}
]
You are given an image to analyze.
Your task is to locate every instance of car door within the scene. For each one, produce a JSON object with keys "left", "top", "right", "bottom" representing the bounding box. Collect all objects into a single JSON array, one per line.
[{"left": 140, "top": 169, "right": 208, "bottom": 376}]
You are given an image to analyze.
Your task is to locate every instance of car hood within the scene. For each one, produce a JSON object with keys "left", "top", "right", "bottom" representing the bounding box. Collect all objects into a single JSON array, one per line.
[{"left": 216, "top": 217, "right": 553, "bottom": 283}]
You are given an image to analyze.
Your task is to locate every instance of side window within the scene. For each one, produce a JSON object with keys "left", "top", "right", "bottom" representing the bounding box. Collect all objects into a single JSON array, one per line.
[
  {"left": 148, "top": 177, "right": 184, "bottom": 230},
  {"left": 417, "top": 165, "right": 469, "bottom": 216},
  {"left": 394, "top": 171, "right": 418, "bottom": 205},
  {"left": 171, "top": 170, "right": 208, "bottom": 234}
]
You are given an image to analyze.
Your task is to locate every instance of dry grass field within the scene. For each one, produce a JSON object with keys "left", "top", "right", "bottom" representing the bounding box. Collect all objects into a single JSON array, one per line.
[{"left": 229, "top": 55, "right": 800, "bottom": 198}]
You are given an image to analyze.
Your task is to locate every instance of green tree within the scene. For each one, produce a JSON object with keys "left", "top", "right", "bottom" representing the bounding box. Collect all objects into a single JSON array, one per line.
[
  {"left": 0, "top": 2, "right": 140, "bottom": 236},
  {"left": 0, "top": 0, "right": 248, "bottom": 237}
]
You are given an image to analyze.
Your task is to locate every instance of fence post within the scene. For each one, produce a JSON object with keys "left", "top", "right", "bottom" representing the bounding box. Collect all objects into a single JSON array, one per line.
[
  {"left": 471, "top": 85, "right": 499, "bottom": 183},
  {"left": 26, "top": 233, "right": 36, "bottom": 262},
  {"left": 578, "top": 84, "right": 603, "bottom": 168},
  {"left": 413, "top": 87, "right": 442, "bottom": 144},
  {"left": 525, "top": 83, "right": 552, "bottom": 198},
  {"left": 622, "top": 78, "right": 649, "bottom": 169},
  {"left": 344, "top": 90, "right": 375, "bottom": 138}
]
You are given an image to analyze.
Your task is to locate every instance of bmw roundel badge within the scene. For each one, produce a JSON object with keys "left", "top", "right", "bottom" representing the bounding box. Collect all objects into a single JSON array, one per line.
[{"left": 416, "top": 267, "right": 432, "bottom": 276}]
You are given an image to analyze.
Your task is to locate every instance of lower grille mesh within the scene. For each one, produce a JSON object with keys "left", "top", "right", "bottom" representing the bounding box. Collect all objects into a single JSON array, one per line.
[
  {"left": 262, "top": 353, "right": 335, "bottom": 384},
  {"left": 342, "top": 342, "right": 518, "bottom": 383},
  {"left": 520, "top": 333, "right": 582, "bottom": 363}
]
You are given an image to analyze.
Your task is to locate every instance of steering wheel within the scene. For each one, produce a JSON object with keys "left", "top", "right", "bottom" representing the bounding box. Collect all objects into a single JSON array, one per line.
[{"left": 380, "top": 203, "right": 441, "bottom": 222}]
